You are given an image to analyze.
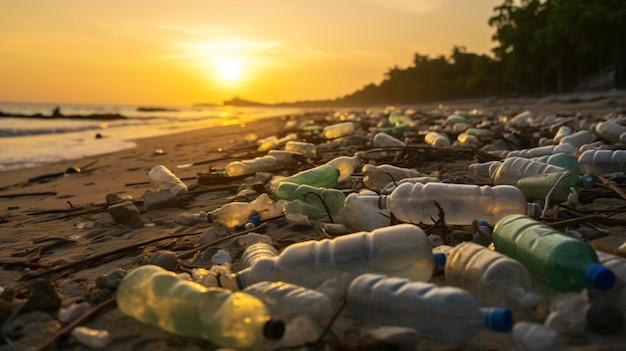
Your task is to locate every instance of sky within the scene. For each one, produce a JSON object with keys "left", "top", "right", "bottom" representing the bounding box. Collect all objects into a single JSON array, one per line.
[{"left": 0, "top": 0, "right": 504, "bottom": 106}]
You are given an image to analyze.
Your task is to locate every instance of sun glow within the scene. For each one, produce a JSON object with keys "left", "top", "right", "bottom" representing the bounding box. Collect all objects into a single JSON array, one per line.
[{"left": 215, "top": 56, "right": 241, "bottom": 82}]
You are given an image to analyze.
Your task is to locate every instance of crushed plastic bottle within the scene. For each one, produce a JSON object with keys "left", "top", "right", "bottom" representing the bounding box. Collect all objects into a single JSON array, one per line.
[
  {"left": 492, "top": 214, "right": 616, "bottom": 293},
  {"left": 116, "top": 265, "right": 284, "bottom": 349},
  {"left": 377, "top": 182, "right": 539, "bottom": 225},
  {"left": 148, "top": 165, "right": 188, "bottom": 195},
  {"left": 444, "top": 241, "right": 548, "bottom": 321},
  {"left": 234, "top": 224, "right": 434, "bottom": 290},
  {"left": 274, "top": 182, "right": 345, "bottom": 215},
  {"left": 207, "top": 193, "right": 282, "bottom": 228},
  {"left": 346, "top": 273, "right": 513, "bottom": 342}
]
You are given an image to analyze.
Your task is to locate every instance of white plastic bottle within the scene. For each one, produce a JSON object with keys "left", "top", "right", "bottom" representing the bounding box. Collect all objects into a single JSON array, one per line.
[
  {"left": 424, "top": 131, "right": 450, "bottom": 147},
  {"left": 325, "top": 155, "right": 361, "bottom": 182},
  {"left": 505, "top": 143, "right": 576, "bottom": 158},
  {"left": 323, "top": 122, "right": 356, "bottom": 139},
  {"left": 225, "top": 156, "right": 278, "bottom": 176},
  {"left": 284, "top": 141, "right": 317, "bottom": 158},
  {"left": 378, "top": 182, "right": 539, "bottom": 225},
  {"left": 444, "top": 242, "right": 548, "bottom": 320},
  {"left": 148, "top": 165, "right": 188, "bottom": 195},
  {"left": 468, "top": 161, "right": 501, "bottom": 181},
  {"left": 346, "top": 273, "right": 514, "bottom": 342},
  {"left": 552, "top": 125, "right": 572, "bottom": 144},
  {"left": 361, "top": 164, "right": 427, "bottom": 190},
  {"left": 595, "top": 121, "right": 626, "bottom": 144},
  {"left": 489, "top": 157, "right": 568, "bottom": 185},
  {"left": 578, "top": 150, "right": 626, "bottom": 176},
  {"left": 559, "top": 130, "right": 594, "bottom": 148},
  {"left": 372, "top": 132, "right": 406, "bottom": 147},
  {"left": 234, "top": 224, "right": 434, "bottom": 289},
  {"left": 341, "top": 192, "right": 391, "bottom": 232}
]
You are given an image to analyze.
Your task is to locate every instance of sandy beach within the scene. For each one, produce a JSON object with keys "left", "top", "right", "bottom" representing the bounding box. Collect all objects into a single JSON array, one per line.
[{"left": 1, "top": 93, "right": 626, "bottom": 351}]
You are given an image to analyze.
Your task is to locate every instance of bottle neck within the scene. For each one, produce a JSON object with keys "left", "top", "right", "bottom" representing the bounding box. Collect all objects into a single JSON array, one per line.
[{"left": 377, "top": 195, "right": 389, "bottom": 210}]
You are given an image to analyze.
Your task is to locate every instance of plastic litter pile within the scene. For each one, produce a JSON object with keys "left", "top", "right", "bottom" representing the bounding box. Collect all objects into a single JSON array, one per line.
[{"left": 107, "top": 107, "right": 626, "bottom": 350}]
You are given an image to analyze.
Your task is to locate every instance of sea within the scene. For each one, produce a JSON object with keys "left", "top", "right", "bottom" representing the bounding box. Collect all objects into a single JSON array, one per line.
[{"left": 0, "top": 102, "right": 318, "bottom": 172}]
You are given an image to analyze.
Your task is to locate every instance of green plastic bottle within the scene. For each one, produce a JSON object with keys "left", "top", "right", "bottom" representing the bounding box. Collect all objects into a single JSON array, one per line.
[
  {"left": 516, "top": 171, "right": 596, "bottom": 203},
  {"left": 274, "top": 182, "right": 346, "bottom": 215},
  {"left": 492, "top": 215, "right": 615, "bottom": 293},
  {"left": 280, "top": 164, "right": 339, "bottom": 188},
  {"left": 531, "top": 153, "right": 580, "bottom": 173},
  {"left": 116, "top": 265, "right": 284, "bottom": 349}
]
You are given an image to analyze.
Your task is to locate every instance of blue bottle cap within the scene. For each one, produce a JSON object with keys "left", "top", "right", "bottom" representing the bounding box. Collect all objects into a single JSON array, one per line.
[
  {"left": 579, "top": 174, "right": 596, "bottom": 187},
  {"left": 247, "top": 215, "right": 261, "bottom": 227},
  {"left": 433, "top": 253, "right": 446, "bottom": 266},
  {"left": 440, "top": 179, "right": 451, "bottom": 183},
  {"left": 585, "top": 264, "right": 616, "bottom": 291},
  {"left": 478, "top": 220, "right": 491, "bottom": 228},
  {"left": 482, "top": 307, "right": 513, "bottom": 333}
]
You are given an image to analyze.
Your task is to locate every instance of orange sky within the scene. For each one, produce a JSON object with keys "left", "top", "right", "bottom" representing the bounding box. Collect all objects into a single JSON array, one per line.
[{"left": 0, "top": 0, "right": 504, "bottom": 106}]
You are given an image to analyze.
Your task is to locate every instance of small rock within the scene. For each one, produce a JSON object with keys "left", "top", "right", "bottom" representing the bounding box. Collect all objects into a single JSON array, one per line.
[
  {"left": 143, "top": 190, "right": 177, "bottom": 211},
  {"left": 58, "top": 302, "right": 91, "bottom": 323},
  {"left": 108, "top": 201, "right": 143, "bottom": 228},
  {"left": 21, "top": 280, "right": 61, "bottom": 313},
  {"left": 95, "top": 269, "right": 126, "bottom": 290},
  {"left": 71, "top": 326, "right": 112, "bottom": 349},
  {"left": 149, "top": 250, "right": 178, "bottom": 271}
]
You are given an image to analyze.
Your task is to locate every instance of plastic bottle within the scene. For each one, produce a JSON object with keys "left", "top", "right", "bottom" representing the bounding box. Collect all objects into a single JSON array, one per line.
[
  {"left": 578, "top": 150, "right": 626, "bottom": 176},
  {"left": 323, "top": 122, "right": 356, "bottom": 139},
  {"left": 325, "top": 155, "right": 361, "bottom": 182},
  {"left": 380, "top": 176, "right": 440, "bottom": 194},
  {"left": 559, "top": 130, "right": 594, "bottom": 148},
  {"left": 388, "top": 110, "right": 403, "bottom": 124},
  {"left": 207, "top": 193, "right": 283, "bottom": 228},
  {"left": 224, "top": 156, "right": 279, "bottom": 177},
  {"left": 284, "top": 141, "right": 317, "bottom": 158},
  {"left": 468, "top": 161, "right": 501, "bottom": 181},
  {"left": 595, "top": 121, "right": 626, "bottom": 144},
  {"left": 274, "top": 182, "right": 345, "bottom": 215},
  {"left": 377, "top": 182, "right": 539, "bottom": 225},
  {"left": 234, "top": 224, "right": 434, "bottom": 289},
  {"left": 489, "top": 157, "right": 569, "bottom": 185},
  {"left": 424, "top": 131, "right": 450, "bottom": 147},
  {"left": 268, "top": 150, "right": 300, "bottom": 166},
  {"left": 589, "top": 251, "right": 626, "bottom": 320},
  {"left": 148, "top": 165, "right": 188, "bottom": 195},
  {"left": 552, "top": 125, "right": 572, "bottom": 144},
  {"left": 444, "top": 242, "right": 548, "bottom": 320},
  {"left": 346, "top": 273, "right": 513, "bottom": 342},
  {"left": 511, "top": 322, "right": 565, "bottom": 351},
  {"left": 373, "top": 132, "right": 406, "bottom": 147},
  {"left": 341, "top": 192, "right": 391, "bottom": 232},
  {"left": 280, "top": 164, "right": 339, "bottom": 188},
  {"left": 464, "top": 128, "right": 495, "bottom": 141},
  {"left": 240, "top": 242, "right": 279, "bottom": 269},
  {"left": 506, "top": 110, "right": 534, "bottom": 129},
  {"left": 492, "top": 214, "right": 616, "bottom": 293},
  {"left": 456, "top": 132, "right": 480, "bottom": 147},
  {"left": 452, "top": 122, "right": 472, "bottom": 134},
  {"left": 531, "top": 152, "right": 580, "bottom": 173},
  {"left": 516, "top": 171, "right": 596, "bottom": 203},
  {"left": 505, "top": 143, "right": 576, "bottom": 158},
  {"left": 257, "top": 136, "right": 279, "bottom": 152},
  {"left": 361, "top": 164, "right": 427, "bottom": 190},
  {"left": 116, "top": 265, "right": 284, "bottom": 349}
]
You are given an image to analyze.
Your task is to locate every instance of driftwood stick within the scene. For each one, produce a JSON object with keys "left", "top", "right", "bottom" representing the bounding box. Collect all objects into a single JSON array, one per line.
[{"left": 598, "top": 175, "right": 626, "bottom": 202}]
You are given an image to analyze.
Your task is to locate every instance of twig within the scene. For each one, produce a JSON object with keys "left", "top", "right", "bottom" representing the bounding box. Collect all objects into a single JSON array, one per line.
[
  {"left": 598, "top": 175, "right": 626, "bottom": 201},
  {"left": 176, "top": 222, "right": 268, "bottom": 260},
  {"left": 0, "top": 192, "right": 57, "bottom": 198}
]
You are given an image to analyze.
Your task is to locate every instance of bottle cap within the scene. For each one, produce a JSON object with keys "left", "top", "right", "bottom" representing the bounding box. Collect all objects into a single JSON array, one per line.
[
  {"left": 527, "top": 203, "right": 541, "bottom": 217},
  {"left": 482, "top": 307, "right": 513, "bottom": 333},
  {"left": 585, "top": 264, "right": 616, "bottom": 290},
  {"left": 478, "top": 220, "right": 491, "bottom": 228},
  {"left": 586, "top": 300, "right": 625, "bottom": 334},
  {"left": 247, "top": 215, "right": 261, "bottom": 227},
  {"left": 263, "top": 319, "right": 285, "bottom": 339},
  {"left": 433, "top": 253, "right": 446, "bottom": 266},
  {"left": 440, "top": 179, "right": 451, "bottom": 183},
  {"left": 579, "top": 174, "right": 597, "bottom": 187}
]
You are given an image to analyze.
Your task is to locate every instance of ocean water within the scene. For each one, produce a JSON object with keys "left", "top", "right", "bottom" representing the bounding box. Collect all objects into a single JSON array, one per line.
[{"left": 0, "top": 102, "right": 314, "bottom": 172}]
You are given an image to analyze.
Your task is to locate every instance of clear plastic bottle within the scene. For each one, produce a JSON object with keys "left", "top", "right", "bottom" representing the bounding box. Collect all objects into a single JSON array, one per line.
[
  {"left": 224, "top": 155, "right": 279, "bottom": 177},
  {"left": 207, "top": 193, "right": 283, "bottom": 228},
  {"left": 323, "top": 122, "right": 356, "bottom": 139},
  {"left": 506, "top": 110, "right": 534, "bottom": 129},
  {"left": 280, "top": 164, "right": 339, "bottom": 188},
  {"left": 589, "top": 251, "right": 626, "bottom": 320},
  {"left": 268, "top": 150, "right": 300, "bottom": 166},
  {"left": 424, "top": 131, "right": 450, "bottom": 147},
  {"left": 116, "top": 265, "right": 284, "bottom": 349},
  {"left": 489, "top": 157, "right": 569, "bottom": 185},
  {"left": 234, "top": 224, "right": 434, "bottom": 289},
  {"left": 346, "top": 273, "right": 513, "bottom": 342},
  {"left": 274, "top": 182, "right": 345, "bottom": 215},
  {"left": 378, "top": 182, "right": 539, "bottom": 225},
  {"left": 372, "top": 132, "right": 406, "bottom": 147},
  {"left": 595, "top": 121, "right": 626, "bottom": 144},
  {"left": 552, "top": 125, "right": 572, "bottom": 144},
  {"left": 531, "top": 152, "right": 580, "bottom": 173},
  {"left": 516, "top": 171, "right": 596, "bottom": 203},
  {"left": 511, "top": 322, "right": 565, "bottom": 351},
  {"left": 325, "top": 155, "right": 361, "bottom": 182},
  {"left": 380, "top": 176, "right": 440, "bottom": 194},
  {"left": 468, "top": 161, "right": 501, "bottom": 181},
  {"left": 257, "top": 136, "right": 279, "bottom": 152},
  {"left": 341, "top": 192, "right": 391, "bottom": 232},
  {"left": 284, "top": 141, "right": 317, "bottom": 158},
  {"left": 444, "top": 242, "right": 548, "bottom": 320},
  {"left": 148, "top": 165, "right": 188, "bottom": 195},
  {"left": 361, "top": 164, "right": 427, "bottom": 190},
  {"left": 558, "top": 130, "right": 594, "bottom": 148},
  {"left": 452, "top": 122, "right": 472, "bottom": 134},
  {"left": 578, "top": 150, "right": 626, "bottom": 176},
  {"left": 492, "top": 214, "right": 616, "bottom": 293},
  {"left": 505, "top": 143, "right": 576, "bottom": 158},
  {"left": 240, "top": 242, "right": 279, "bottom": 269}
]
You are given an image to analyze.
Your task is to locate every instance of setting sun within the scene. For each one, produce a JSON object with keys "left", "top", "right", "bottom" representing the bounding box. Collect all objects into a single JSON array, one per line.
[{"left": 215, "top": 56, "right": 242, "bottom": 82}]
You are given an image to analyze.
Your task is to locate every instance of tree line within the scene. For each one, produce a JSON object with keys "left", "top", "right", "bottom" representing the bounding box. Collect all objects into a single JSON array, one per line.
[{"left": 332, "top": 0, "right": 626, "bottom": 106}]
